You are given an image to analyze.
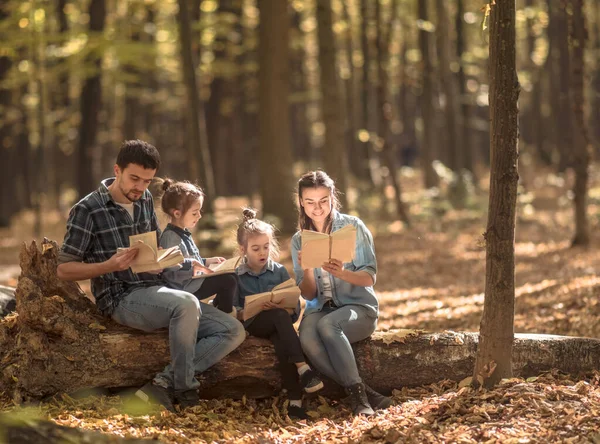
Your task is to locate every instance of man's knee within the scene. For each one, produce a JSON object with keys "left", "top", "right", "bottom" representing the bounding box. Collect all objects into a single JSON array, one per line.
[{"left": 172, "top": 291, "right": 201, "bottom": 316}]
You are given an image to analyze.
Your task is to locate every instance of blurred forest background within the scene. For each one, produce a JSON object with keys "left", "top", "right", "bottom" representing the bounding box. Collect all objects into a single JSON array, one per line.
[{"left": 0, "top": 0, "right": 598, "bottom": 238}]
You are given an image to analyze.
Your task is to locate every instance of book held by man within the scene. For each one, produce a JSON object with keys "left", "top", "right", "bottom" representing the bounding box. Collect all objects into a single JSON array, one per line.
[
  {"left": 301, "top": 224, "right": 356, "bottom": 269},
  {"left": 242, "top": 278, "right": 300, "bottom": 321},
  {"left": 120, "top": 231, "right": 184, "bottom": 273},
  {"left": 192, "top": 256, "right": 242, "bottom": 279}
]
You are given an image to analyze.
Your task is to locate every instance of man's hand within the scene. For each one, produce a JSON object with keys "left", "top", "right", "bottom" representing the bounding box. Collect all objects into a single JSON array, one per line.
[
  {"left": 106, "top": 248, "right": 138, "bottom": 273},
  {"left": 205, "top": 257, "right": 226, "bottom": 266}
]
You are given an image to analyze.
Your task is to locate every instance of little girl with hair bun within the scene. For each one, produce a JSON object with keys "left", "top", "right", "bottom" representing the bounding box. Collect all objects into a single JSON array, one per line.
[{"left": 234, "top": 207, "right": 323, "bottom": 420}]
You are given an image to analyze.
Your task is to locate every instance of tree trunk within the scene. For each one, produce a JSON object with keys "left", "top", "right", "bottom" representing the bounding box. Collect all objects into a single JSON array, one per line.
[
  {"left": 418, "top": 0, "right": 438, "bottom": 188},
  {"left": 455, "top": 0, "right": 477, "bottom": 180},
  {"left": 257, "top": 0, "right": 297, "bottom": 233},
  {"left": 76, "top": 0, "right": 106, "bottom": 199},
  {"left": 555, "top": 1, "right": 573, "bottom": 173},
  {"left": 316, "top": 0, "right": 349, "bottom": 208},
  {"left": 0, "top": 31, "right": 13, "bottom": 227},
  {"left": 590, "top": 0, "right": 600, "bottom": 153},
  {"left": 3, "top": 240, "right": 600, "bottom": 402},
  {"left": 473, "top": 0, "right": 520, "bottom": 389},
  {"left": 525, "top": 0, "right": 551, "bottom": 165},
  {"left": 176, "top": 0, "right": 216, "bottom": 209},
  {"left": 375, "top": 0, "right": 410, "bottom": 224},
  {"left": 568, "top": 0, "right": 591, "bottom": 247}
]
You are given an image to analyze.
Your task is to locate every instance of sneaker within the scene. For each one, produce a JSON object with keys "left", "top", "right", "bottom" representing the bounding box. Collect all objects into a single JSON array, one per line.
[
  {"left": 288, "top": 404, "right": 309, "bottom": 420},
  {"left": 364, "top": 384, "right": 393, "bottom": 410},
  {"left": 175, "top": 388, "right": 200, "bottom": 409},
  {"left": 345, "top": 382, "right": 374, "bottom": 416},
  {"left": 135, "top": 382, "right": 175, "bottom": 413},
  {"left": 299, "top": 369, "right": 324, "bottom": 393}
]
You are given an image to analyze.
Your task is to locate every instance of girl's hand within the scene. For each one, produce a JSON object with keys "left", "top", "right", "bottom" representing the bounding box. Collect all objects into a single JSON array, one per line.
[
  {"left": 322, "top": 258, "right": 345, "bottom": 278},
  {"left": 205, "top": 257, "right": 226, "bottom": 266},
  {"left": 263, "top": 301, "right": 283, "bottom": 310},
  {"left": 192, "top": 259, "right": 214, "bottom": 276}
]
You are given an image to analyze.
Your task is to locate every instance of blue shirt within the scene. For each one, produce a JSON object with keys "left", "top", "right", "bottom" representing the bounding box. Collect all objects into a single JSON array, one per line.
[
  {"left": 59, "top": 178, "right": 164, "bottom": 316},
  {"left": 235, "top": 259, "right": 300, "bottom": 326},
  {"left": 291, "top": 211, "right": 379, "bottom": 318},
  {"left": 159, "top": 223, "right": 205, "bottom": 293}
]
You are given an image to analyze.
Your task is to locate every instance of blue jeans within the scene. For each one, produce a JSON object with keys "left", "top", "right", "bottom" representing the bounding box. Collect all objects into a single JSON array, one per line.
[
  {"left": 111, "top": 286, "right": 245, "bottom": 392},
  {"left": 299, "top": 305, "right": 376, "bottom": 387}
]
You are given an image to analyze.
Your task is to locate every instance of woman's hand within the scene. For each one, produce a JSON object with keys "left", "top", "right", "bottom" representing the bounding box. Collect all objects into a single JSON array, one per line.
[
  {"left": 322, "top": 258, "right": 345, "bottom": 279},
  {"left": 192, "top": 259, "right": 214, "bottom": 276},
  {"left": 205, "top": 257, "right": 225, "bottom": 266}
]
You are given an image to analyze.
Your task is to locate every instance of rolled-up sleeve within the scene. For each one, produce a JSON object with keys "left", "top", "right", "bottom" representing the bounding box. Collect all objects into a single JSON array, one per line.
[
  {"left": 160, "top": 231, "right": 194, "bottom": 285},
  {"left": 61, "top": 204, "right": 94, "bottom": 259},
  {"left": 352, "top": 219, "right": 377, "bottom": 283},
  {"left": 290, "top": 233, "right": 304, "bottom": 285}
]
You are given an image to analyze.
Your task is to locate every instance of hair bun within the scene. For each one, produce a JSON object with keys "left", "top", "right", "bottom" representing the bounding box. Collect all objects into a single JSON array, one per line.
[
  {"left": 242, "top": 207, "right": 257, "bottom": 221},
  {"left": 161, "top": 178, "right": 174, "bottom": 192}
]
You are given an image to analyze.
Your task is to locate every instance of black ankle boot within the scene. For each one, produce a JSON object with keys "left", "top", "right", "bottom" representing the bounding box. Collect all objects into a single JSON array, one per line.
[
  {"left": 363, "top": 384, "right": 392, "bottom": 410},
  {"left": 344, "top": 382, "right": 375, "bottom": 416}
]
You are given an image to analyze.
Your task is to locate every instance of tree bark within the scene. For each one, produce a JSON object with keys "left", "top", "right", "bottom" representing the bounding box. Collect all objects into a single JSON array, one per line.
[
  {"left": 418, "top": 0, "right": 438, "bottom": 188},
  {"left": 176, "top": 0, "right": 216, "bottom": 209},
  {"left": 257, "top": 0, "right": 297, "bottom": 233},
  {"left": 473, "top": 0, "right": 520, "bottom": 389},
  {"left": 3, "top": 240, "right": 600, "bottom": 402},
  {"left": 316, "top": 0, "right": 349, "bottom": 208},
  {"left": 76, "top": 0, "right": 106, "bottom": 199},
  {"left": 568, "top": 0, "right": 591, "bottom": 247}
]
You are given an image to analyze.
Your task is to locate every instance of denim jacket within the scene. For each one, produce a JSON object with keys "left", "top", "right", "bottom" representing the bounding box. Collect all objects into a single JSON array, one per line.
[
  {"left": 235, "top": 259, "right": 300, "bottom": 327},
  {"left": 291, "top": 211, "right": 378, "bottom": 318},
  {"left": 159, "top": 223, "right": 205, "bottom": 293}
]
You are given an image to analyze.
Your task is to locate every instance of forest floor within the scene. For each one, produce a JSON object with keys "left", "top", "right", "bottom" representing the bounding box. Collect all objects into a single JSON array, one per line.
[{"left": 1, "top": 163, "right": 600, "bottom": 442}]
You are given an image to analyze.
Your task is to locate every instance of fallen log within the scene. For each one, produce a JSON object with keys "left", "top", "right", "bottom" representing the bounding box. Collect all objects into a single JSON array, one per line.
[{"left": 1, "top": 240, "right": 599, "bottom": 402}]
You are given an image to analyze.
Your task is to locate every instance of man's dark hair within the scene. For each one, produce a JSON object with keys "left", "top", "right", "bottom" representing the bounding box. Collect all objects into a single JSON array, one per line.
[{"left": 116, "top": 140, "right": 161, "bottom": 171}]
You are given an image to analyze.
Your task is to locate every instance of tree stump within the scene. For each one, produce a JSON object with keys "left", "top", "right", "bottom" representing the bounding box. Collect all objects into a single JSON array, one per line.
[{"left": 1, "top": 239, "right": 599, "bottom": 403}]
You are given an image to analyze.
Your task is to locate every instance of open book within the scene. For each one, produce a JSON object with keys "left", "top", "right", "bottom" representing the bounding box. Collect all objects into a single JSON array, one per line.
[
  {"left": 242, "top": 279, "right": 300, "bottom": 321},
  {"left": 301, "top": 225, "right": 356, "bottom": 269},
  {"left": 192, "top": 256, "right": 242, "bottom": 279},
  {"left": 120, "top": 231, "right": 184, "bottom": 274}
]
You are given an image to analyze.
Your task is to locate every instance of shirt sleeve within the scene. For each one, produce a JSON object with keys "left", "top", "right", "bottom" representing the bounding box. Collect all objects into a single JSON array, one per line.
[
  {"left": 352, "top": 218, "right": 377, "bottom": 283},
  {"left": 160, "top": 231, "right": 194, "bottom": 282},
  {"left": 60, "top": 204, "right": 94, "bottom": 260},
  {"left": 290, "top": 232, "right": 304, "bottom": 286}
]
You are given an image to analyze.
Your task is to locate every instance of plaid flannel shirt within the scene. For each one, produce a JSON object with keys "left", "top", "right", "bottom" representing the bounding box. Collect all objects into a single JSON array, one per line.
[{"left": 60, "top": 178, "right": 164, "bottom": 316}]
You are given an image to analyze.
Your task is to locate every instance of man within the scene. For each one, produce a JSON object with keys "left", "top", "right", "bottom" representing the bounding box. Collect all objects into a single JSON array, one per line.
[{"left": 57, "top": 140, "right": 245, "bottom": 412}]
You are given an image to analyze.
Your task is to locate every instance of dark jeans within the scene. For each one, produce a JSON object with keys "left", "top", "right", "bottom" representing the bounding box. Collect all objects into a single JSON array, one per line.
[
  {"left": 193, "top": 273, "right": 237, "bottom": 314},
  {"left": 246, "top": 308, "right": 304, "bottom": 399}
]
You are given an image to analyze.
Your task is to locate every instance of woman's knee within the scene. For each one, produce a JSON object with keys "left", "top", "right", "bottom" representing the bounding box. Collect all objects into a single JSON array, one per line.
[{"left": 316, "top": 315, "right": 341, "bottom": 340}]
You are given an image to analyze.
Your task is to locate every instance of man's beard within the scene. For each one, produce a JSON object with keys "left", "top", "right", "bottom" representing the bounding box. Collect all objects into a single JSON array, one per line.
[{"left": 119, "top": 183, "right": 142, "bottom": 202}]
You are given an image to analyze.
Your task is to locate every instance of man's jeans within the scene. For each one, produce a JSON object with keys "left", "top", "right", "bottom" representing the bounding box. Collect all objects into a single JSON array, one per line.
[
  {"left": 299, "top": 305, "right": 376, "bottom": 387},
  {"left": 111, "top": 286, "right": 245, "bottom": 392}
]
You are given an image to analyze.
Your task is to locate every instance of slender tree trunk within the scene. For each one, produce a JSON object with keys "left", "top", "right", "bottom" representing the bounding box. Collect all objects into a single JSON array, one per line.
[
  {"left": 456, "top": 0, "right": 477, "bottom": 180},
  {"left": 375, "top": 0, "right": 409, "bottom": 224},
  {"left": 176, "top": 0, "right": 216, "bottom": 209},
  {"left": 568, "top": 0, "right": 591, "bottom": 247},
  {"left": 546, "top": 0, "right": 561, "bottom": 163},
  {"left": 76, "top": 0, "right": 106, "bottom": 198},
  {"left": 360, "top": 0, "right": 376, "bottom": 185},
  {"left": 525, "top": 0, "right": 550, "bottom": 165},
  {"left": 316, "top": 0, "right": 349, "bottom": 208},
  {"left": 418, "top": 0, "right": 438, "bottom": 188},
  {"left": 257, "top": 0, "right": 297, "bottom": 233},
  {"left": 123, "top": 14, "right": 141, "bottom": 141},
  {"left": 555, "top": 1, "right": 573, "bottom": 173},
  {"left": 473, "top": 0, "right": 520, "bottom": 389},
  {"left": 589, "top": 0, "right": 600, "bottom": 155},
  {"left": 0, "top": 9, "right": 13, "bottom": 227},
  {"left": 435, "top": 0, "right": 466, "bottom": 206}
]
